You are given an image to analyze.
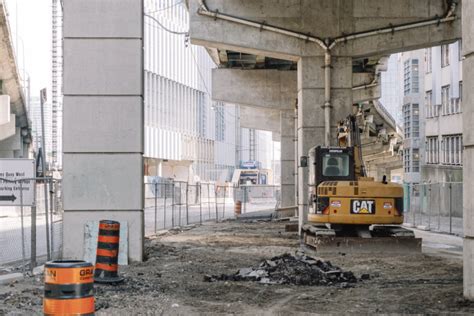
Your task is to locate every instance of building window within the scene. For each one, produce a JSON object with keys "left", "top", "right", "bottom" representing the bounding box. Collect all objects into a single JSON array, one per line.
[
  {"left": 403, "top": 60, "right": 410, "bottom": 96},
  {"left": 412, "top": 149, "right": 420, "bottom": 172},
  {"left": 441, "top": 44, "right": 450, "bottom": 67},
  {"left": 412, "top": 104, "right": 419, "bottom": 137},
  {"left": 403, "top": 104, "right": 411, "bottom": 139},
  {"left": 441, "top": 85, "right": 450, "bottom": 115},
  {"left": 214, "top": 102, "right": 225, "bottom": 142},
  {"left": 411, "top": 59, "right": 419, "bottom": 93},
  {"left": 404, "top": 149, "right": 410, "bottom": 173},
  {"left": 425, "top": 48, "right": 432, "bottom": 74},
  {"left": 425, "top": 90, "right": 437, "bottom": 118},
  {"left": 459, "top": 40, "right": 463, "bottom": 61},
  {"left": 197, "top": 92, "right": 207, "bottom": 137},
  {"left": 441, "top": 135, "right": 463, "bottom": 166},
  {"left": 456, "top": 81, "right": 463, "bottom": 113},
  {"left": 426, "top": 136, "right": 439, "bottom": 164}
]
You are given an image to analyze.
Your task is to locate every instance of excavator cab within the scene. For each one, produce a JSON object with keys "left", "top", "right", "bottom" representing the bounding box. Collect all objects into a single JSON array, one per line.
[{"left": 308, "top": 146, "right": 355, "bottom": 188}]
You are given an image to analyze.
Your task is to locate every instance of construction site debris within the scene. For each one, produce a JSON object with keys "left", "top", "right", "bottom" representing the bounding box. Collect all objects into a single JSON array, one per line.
[{"left": 204, "top": 253, "right": 357, "bottom": 286}]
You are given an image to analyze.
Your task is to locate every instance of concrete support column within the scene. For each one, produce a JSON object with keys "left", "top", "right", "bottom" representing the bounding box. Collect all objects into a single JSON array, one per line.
[
  {"left": 280, "top": 110, "right": 296, "bottom": 208},
  {"left": 297, "top": 56, "right": 353, "bottom": 231},
  {"left": 62, "top": 0, "right": 144, "bottom": 261},
  {"left": 463, "top": 0, "right": 474, "bottom": 299}
]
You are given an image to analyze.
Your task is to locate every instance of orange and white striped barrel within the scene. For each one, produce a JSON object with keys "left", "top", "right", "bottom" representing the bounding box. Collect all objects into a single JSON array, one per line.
[
  {"left": 94, "top": 220, "right": 124, "bottom": 284},
  {"left": 43, "top": 260, "right": 95, "bottom": 315}
]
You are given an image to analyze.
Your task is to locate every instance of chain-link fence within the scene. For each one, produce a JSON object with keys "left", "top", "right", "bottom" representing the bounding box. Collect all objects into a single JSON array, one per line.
[
  {"left": 403, "top": 182, "right": 463, "bottom": 236},
  {"left": 0, "top": 177, "right": 63, "bottom": 275},
  {"left": 1, "top": 178, "right": 280, "bottom": 270},
  {"left": 144, "top": 181, "right": 237, "bottom": 236},
  {"left": 233, "top": 185, "right": 280, "bottom": 213},
  {"left": 144, "top": 181, "right": 281, "bottom": 236}
]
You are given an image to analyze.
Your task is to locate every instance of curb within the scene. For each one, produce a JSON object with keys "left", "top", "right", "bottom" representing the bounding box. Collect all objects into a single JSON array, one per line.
[
  {"left": 0, "top": 265, "right": 44, "bottom": 286},
  {"left": 0, "top": 273, "right": 24, "bottom": 285}
]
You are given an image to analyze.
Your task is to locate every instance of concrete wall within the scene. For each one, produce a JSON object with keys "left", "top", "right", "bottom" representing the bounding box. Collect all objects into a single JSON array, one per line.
[
  {"left": 62, "top": 0, "right": 144, "bottom": 262},
  {"left": 239, "top": 106, "right": 280, "bottom": 132},
  {"left": 462, "top": 0, "right": 474, "bottom": 299},
  {"left": 212, "top": 69, "right": 296, "bottom": 110}
]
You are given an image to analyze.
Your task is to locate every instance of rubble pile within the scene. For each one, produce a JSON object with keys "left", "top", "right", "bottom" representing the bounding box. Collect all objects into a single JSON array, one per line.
[{"left": 204, "top": 253, "right": 357, "bottom": 286}]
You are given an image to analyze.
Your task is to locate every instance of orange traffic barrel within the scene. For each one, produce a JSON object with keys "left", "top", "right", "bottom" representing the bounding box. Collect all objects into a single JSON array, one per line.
[
  {"left": 43, "top": 260, "right": 95, "bottom": 315},
  {"left": 94, "top": 220, "right": 124, "bottom": 284},
  {"left": 235, "top": 200, "right": 242, "bottom": 216}
]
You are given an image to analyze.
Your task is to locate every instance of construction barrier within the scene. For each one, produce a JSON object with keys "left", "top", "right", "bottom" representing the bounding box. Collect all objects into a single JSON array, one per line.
[
  {"left": 43, "top": 260, "right": 95, "bottom": 315},
  {"left": 234, "top": 200, "right": 242, "bottom": 216},
  {"left": 94, "top": 220, "right": 123, "bottom": 284}
]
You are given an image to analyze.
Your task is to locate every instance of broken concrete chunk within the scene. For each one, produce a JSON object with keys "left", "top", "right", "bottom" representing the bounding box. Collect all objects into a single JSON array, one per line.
[{"left": 205, "top": 253, "right": 357, "bottom": 286}]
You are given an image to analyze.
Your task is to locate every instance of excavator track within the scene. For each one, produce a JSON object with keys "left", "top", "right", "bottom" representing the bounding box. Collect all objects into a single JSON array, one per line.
[{"left": 302, "top": 225, "right": 421, "bottom": 255}]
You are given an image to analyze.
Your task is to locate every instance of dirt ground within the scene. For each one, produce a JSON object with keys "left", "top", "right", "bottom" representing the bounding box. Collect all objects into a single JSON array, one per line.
[{"left": 2, "top": 220, "right": 474, "bottom": 315}]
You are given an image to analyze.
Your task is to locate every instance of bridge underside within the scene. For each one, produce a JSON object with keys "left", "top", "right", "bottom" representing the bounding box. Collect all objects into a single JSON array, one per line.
[
  {"left": 0, "top": 2, "right": 31, "bottom": 158},
  {"left": 62, "top": 0, "right": 474, "bottom": 300},
  {"left": 187, "top": 0, "right": 474, "bottom": 298}
]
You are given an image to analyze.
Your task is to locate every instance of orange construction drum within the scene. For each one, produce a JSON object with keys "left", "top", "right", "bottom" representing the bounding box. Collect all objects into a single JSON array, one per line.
[{"left": 43, "top": 260, "right": 95, "bottom": 315}]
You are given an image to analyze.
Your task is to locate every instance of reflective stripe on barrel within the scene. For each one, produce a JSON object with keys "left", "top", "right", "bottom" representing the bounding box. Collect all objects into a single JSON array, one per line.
[
  {"left": 44, "top": 297, "right": 94, "bottom": 316},
  {"left": 44, "top": 260, "right": 95, "bottom": 316}
]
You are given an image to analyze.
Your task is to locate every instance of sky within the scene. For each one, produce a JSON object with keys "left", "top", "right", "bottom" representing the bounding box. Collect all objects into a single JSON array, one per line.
[{"left": 5, "top": 0, "right": 52, "bottom": 98}]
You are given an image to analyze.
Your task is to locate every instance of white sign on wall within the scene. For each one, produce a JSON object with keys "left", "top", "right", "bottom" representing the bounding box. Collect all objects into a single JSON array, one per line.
[{"left": 0, "top": 159, "right": 35, "bottom": 206}]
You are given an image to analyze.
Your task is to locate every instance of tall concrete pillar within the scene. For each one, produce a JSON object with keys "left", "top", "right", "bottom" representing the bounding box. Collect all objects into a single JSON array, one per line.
[
  {"left": 62, "top": 0, "right": 144, "bottom": 261},
  {"left": 280, "top": 110, "right": 296, "bottom": 208},
  {"left": 463, "top": 0, "right": 474, "bottom": 299},
  {"left": 297, "top": 56, "right": 352, "bottom": 231}
]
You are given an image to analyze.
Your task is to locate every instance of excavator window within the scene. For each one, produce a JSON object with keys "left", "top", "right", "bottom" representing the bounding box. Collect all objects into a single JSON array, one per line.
[{"left": 322, "top": 154, "right": 350, "bottom": 177}]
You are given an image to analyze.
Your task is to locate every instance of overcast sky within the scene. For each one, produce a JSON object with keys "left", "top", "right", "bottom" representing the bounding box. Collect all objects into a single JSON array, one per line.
[{"left": 5, "top": 0, "right": 52, "bottom": 98}]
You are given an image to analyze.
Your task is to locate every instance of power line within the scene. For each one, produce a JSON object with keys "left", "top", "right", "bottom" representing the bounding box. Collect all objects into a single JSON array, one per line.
[
  {"left": 145, "top": 0, "right": 184, "bottom": 14},
  {"left": 144, "top": 13, "right": 188, "bottom": 35}
]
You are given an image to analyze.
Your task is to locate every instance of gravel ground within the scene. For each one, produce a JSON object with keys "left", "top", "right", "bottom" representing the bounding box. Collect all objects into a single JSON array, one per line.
[{"left": 1, "top": 220, "right": 474, "bottom": 315}]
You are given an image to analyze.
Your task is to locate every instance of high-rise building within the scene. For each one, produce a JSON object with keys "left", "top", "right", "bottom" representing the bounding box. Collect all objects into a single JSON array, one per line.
[
  {"left": 143, "top": 0, "right": 241, "bottom": 183},
  {"left": 384, "top": 41, "right": 463, "bottom": 185},
  {"left": 51, "top": 0, "right": 63, "bottom": 168},
  {"left": 29, "top": 96, "right": 53, "bottom": 165},
  {"left": 400, "top": 50, "right": 425, "bottom": 186},
  {"left": 380, "top": 54, "right": 403, "bottom": 125},
  {"left": 422, "top": 42, "right": 463, "bottom": 183}
]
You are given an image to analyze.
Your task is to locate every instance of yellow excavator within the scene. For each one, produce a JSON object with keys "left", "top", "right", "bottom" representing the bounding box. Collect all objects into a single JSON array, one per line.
[{"left": 302, "top": 114, "right": 417, "bottom": 247}]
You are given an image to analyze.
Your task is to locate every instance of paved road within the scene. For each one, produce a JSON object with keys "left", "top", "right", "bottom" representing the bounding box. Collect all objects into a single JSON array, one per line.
[{"left": 0, "top": 214, "right": 62, "bottom": 267}]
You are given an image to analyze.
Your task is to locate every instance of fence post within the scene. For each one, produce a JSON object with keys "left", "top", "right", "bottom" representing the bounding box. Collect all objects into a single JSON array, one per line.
[
  {"left": 244, "top": 186, "right": 247, "bottom": 213},
  {"left": 30, "top": 180, "right": 37, "bottom": 271},
  {"left": 199, "top": 184, "right": 202, "bottom": 225},
  {"left": 49, "top": 178, "right": 55, "bottom": 259},
  {"left": 171, "top": 181, "right": 175, "bottom": 228},
  {"left": 154, "top": 182, "right": 158, "bottom": 234},
  {"left": 427, "top": 183, "right": 431, "bottom": 230},
  {"left": 186, "top": 183, "right": 189, "bottom": 225},
  {"left": 449, "top": 183, "right": 453, "bottom": 234},
  {"left": 164, "top": 183, "right": 167, "bottom": 230},
  {"left": 178, "top": 182, "right": 182, "bottom": 227},
  {"left": 223, "top": 185, "right": 226, "bottom": 218},
  {"left": 207, "top": 183, "right": 211, "bottom": 220},
  {"left": 438, "top": 183, "right": 441, "bottom": 231},
  {"left": 19, "top": 180, "right": 26, "bottom": 274},
  {"left": 215, "top": 185, "right": 219, "bottom": 223},
  {"left": 44, "top": 178, "right": 51, "bottom": 261},
  {"left": 411, "top": 184, "right": 416, "bottom": 226}
]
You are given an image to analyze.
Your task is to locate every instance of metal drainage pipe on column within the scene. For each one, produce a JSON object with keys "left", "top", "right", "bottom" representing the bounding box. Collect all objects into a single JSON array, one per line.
[{"left": 323, "top": 49, "right": 331, "bottom": 147}]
